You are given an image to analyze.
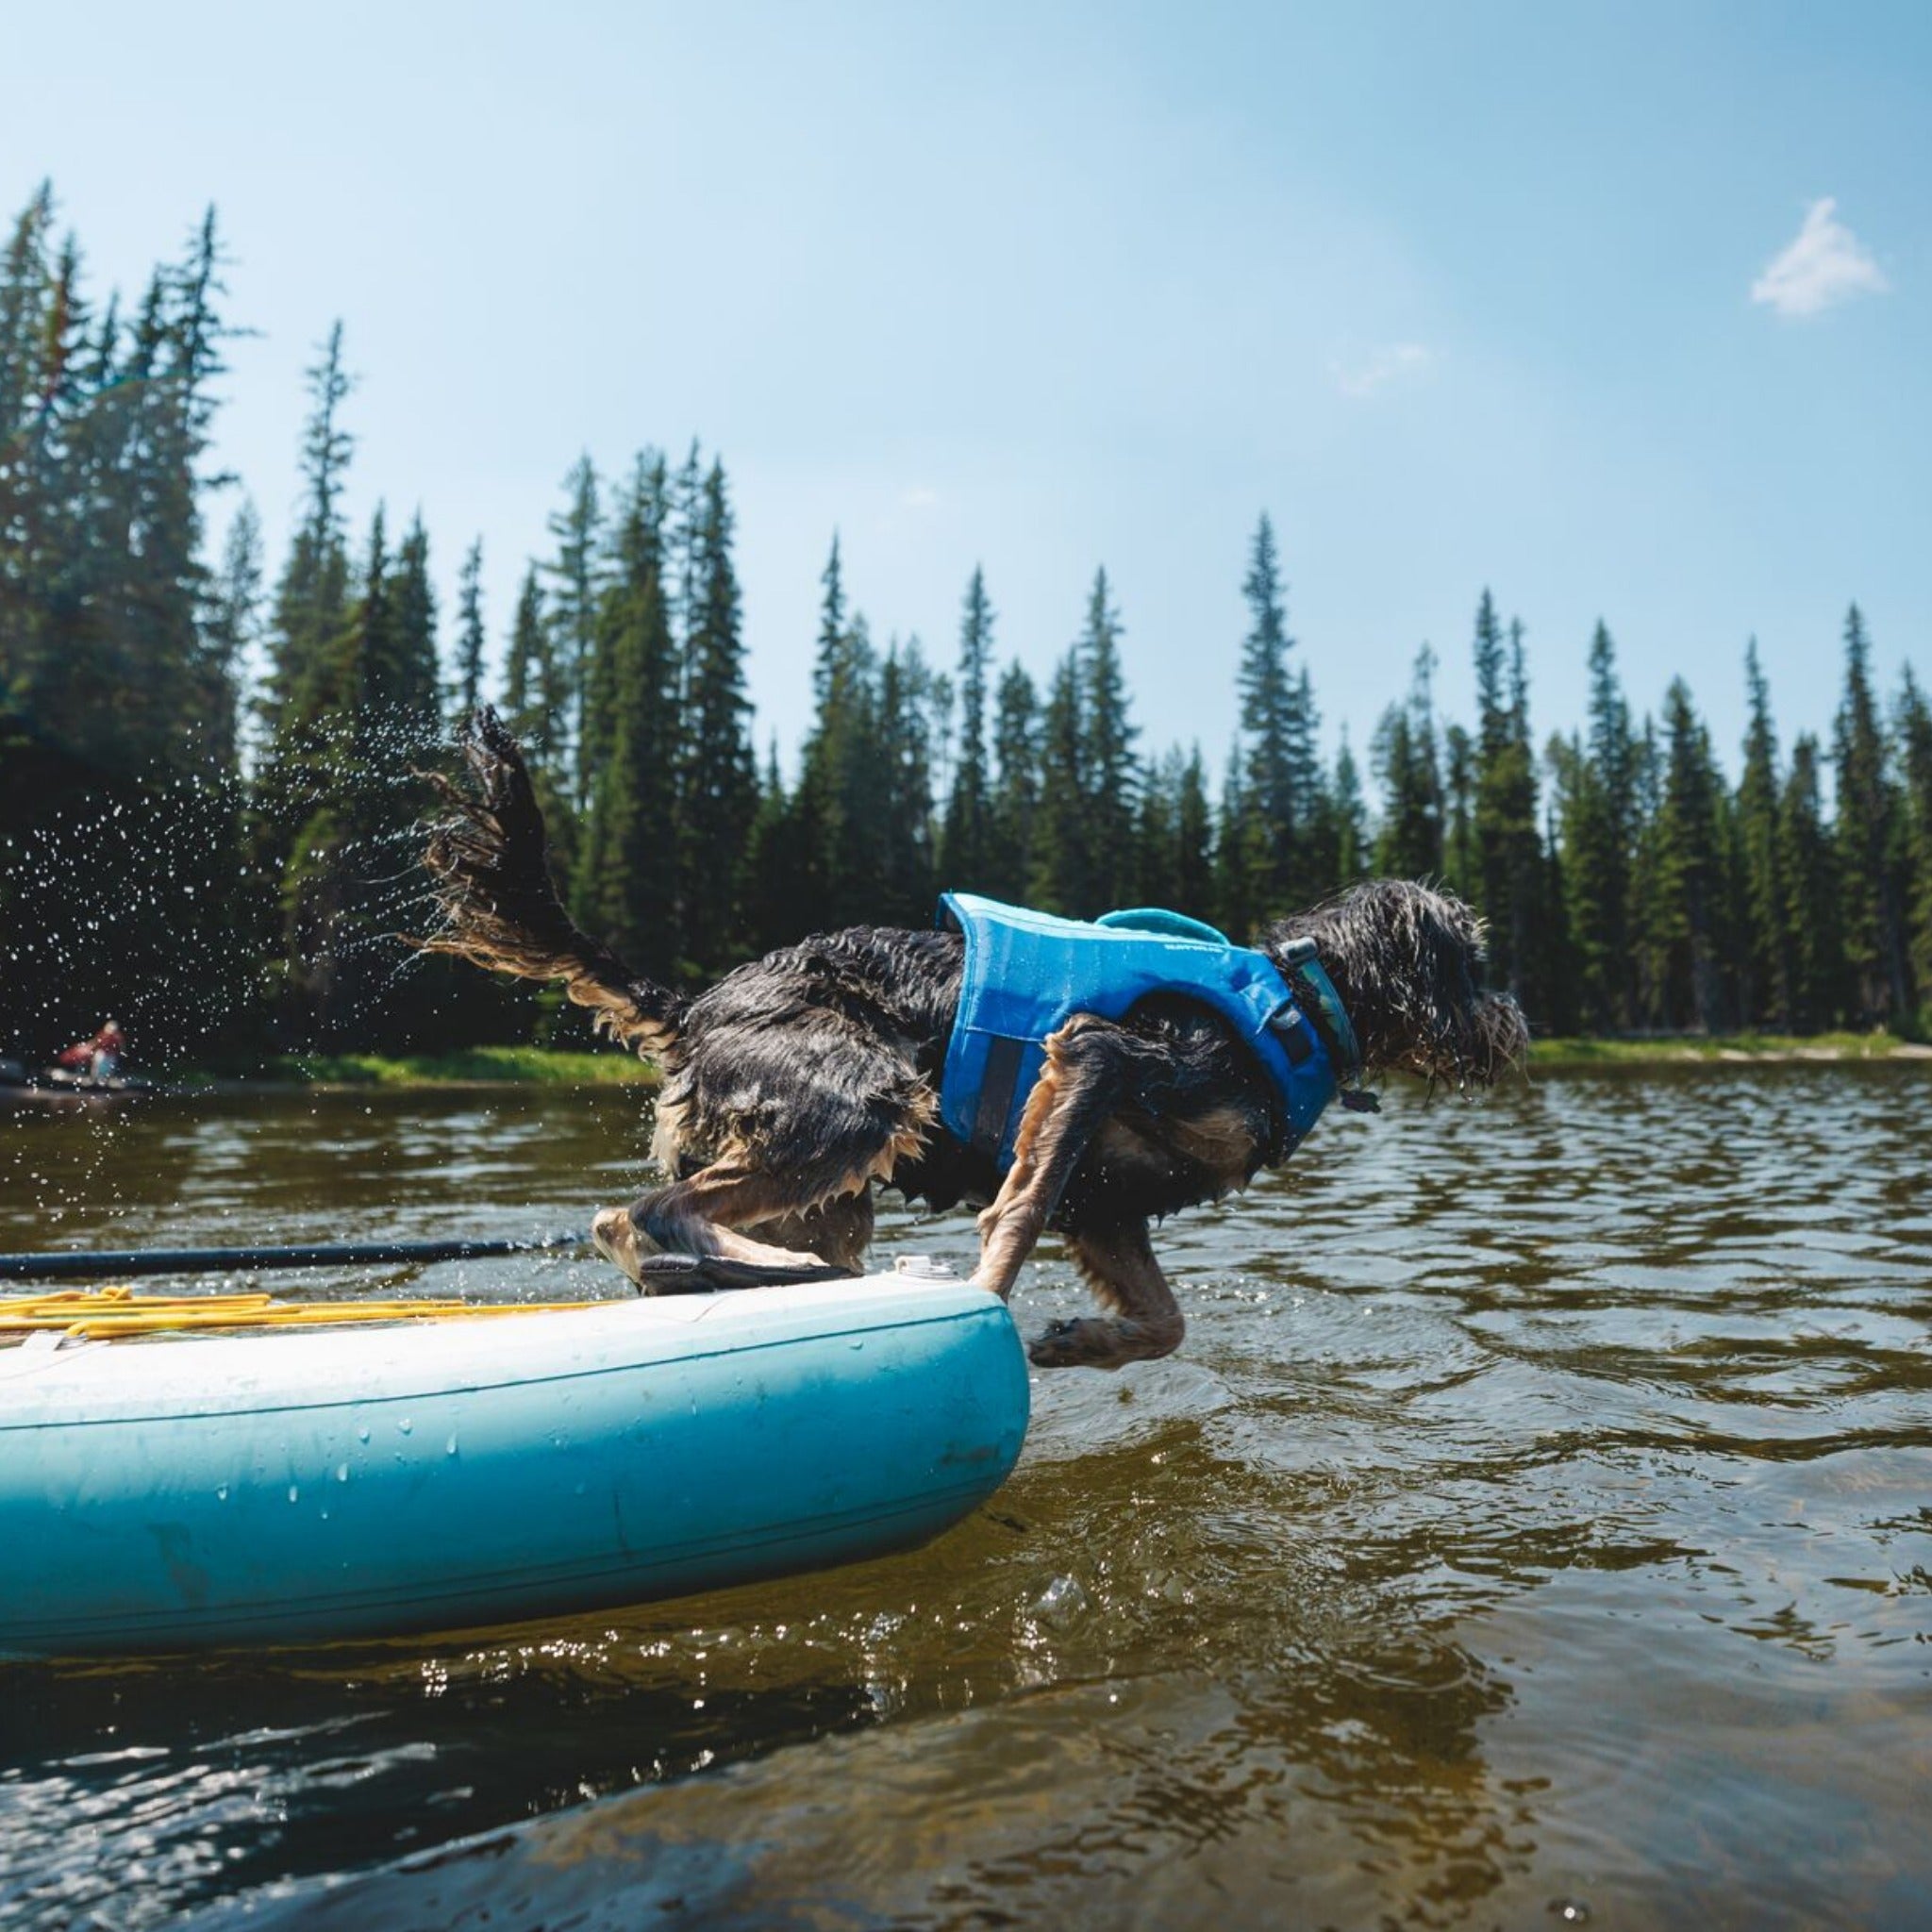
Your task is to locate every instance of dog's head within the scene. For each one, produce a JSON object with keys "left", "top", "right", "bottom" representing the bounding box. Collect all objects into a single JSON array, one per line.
[{"left": 1261, "top": 879, "right": 1528, "bottom": 1091}]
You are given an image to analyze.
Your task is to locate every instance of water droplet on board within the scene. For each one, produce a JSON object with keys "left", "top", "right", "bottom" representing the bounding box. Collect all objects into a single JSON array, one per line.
[
  {"left": 288, "top": 1485, "right": 299, "bottom": 1504},
  {"left": 397, "top": 1417, "right": 412, "bottom": 1435},
  {"left": 335, "top": 1463, "right": 349, "bottom": 1483}
]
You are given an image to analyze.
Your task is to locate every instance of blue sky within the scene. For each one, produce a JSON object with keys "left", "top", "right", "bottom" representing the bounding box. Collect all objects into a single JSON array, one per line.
[{"left": 8, "top": 1, "right": 1928, "bottom": 779}]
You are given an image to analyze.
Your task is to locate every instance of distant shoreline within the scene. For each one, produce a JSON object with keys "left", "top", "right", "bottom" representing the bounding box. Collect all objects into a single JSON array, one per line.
[
  {"left": 121, "top": 1034, "right": 1932, "bottom": 1093},
  {"left": 1528, "top": 1032, "right": 1931, "bottom": 1068}
]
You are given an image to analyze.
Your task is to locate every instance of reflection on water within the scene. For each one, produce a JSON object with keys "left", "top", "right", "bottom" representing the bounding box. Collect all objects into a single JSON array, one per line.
[{"left": 4, "top": 1067, "right": 1932, "bottom": 1928}]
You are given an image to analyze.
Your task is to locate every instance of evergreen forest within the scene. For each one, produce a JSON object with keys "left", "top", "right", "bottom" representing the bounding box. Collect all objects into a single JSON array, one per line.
[{"left": 6, "top": 189, "right": 1932, "bottom": 1066}]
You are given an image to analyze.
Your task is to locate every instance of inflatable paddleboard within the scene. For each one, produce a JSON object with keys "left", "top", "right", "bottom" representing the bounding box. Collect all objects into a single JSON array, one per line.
[{"left": 0, "top": 1270, "right": 1027, "bottom": 1657}]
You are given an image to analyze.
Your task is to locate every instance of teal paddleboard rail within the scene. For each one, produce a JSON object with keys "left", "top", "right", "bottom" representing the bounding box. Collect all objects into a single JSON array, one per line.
[{"left": 0, "top": 1274, "right": 1028, "bottom": 1657}]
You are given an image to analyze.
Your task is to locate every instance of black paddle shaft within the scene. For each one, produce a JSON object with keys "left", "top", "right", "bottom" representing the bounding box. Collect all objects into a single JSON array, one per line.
[{"left": 0, "top": 1234, "right": 586, "bottom": 1282}]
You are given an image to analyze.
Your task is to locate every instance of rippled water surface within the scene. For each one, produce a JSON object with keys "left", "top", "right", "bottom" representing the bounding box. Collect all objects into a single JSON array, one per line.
[{"left": 4, "top": 1066, "right": 1932, "bottom": 1929}]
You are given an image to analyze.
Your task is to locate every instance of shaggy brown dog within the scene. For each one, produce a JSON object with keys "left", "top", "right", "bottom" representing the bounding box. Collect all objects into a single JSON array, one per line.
[{"left": 421, "top": 711, "right": 1527, "bottom": 1369}]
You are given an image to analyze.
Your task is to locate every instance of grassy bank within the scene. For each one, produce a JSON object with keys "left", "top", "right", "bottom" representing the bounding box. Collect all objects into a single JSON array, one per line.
[
  {"left": 1529, "top": 1031, "right": 1930, "bottom": 1068},
  {"left": 221, "top": 1047, "right": 658, "bottom": 1089}
]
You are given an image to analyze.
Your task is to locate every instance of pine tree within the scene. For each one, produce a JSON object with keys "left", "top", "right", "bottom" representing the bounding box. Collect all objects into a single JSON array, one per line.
[
  {"left": 1371, "top": 644, "right": 1443, "bottom": 879},
  {"left": 0, "top": 190, "right": 58, "bottom": 607},
  {"left": 1832, "top": 604, "right": 1909, "bottom": 1024},
  {"left": 1778, "top": 734, "right": 1843, "bottom": 1031},
  {"left": 1215, "top": 746, "right": 1256, "bottom": 940},
  {"left": 275, "top": 507, "right": 402, "bottom": 1042},
  {"left": 668, "top": 440, "right": 704, "bottom": 672},
  {"left": 1078, "top": 567, "right": 1138, "bottom": 908},
  {"left": 266, "top": 323, "right": 354, "bottom": 736},
  {"left": 1471, "top": 613, "right": 1548, "bottom": 1009},
  {"left": 542, "top": 455, "right": 602, "bottom": 805},
  {"left": 1441, "top": 723, "right": 1475, "bottom": 901},
  {"left": 1625, "top": 718, "right": 1667, "bottom": 1027},
  {"left": 451, "top": 538, "right": 486, "bottom": 727},
  {"left": 573, "top": 530, "right": 681, "bottom": 979},
  {"left": 1134, "top": 751, "right": 1181, "bottom": 909},
  {"left": 1541, "top": 795, "right": 1584, "bottom": 1038},
  {"left": 201, "top": 500, "right": 262, "bottom": 776},
  {"left": 376, "top": 514, "right": 441, "bottom": 741},
  {"left": 1654, "top": 678, "right": 1731, "bottom": 1031},
  {"left": 0, "top": 211, "right": 85, "bottom": 742},
  {"left": 1285, "top": 666, "right": 1334, "bottom": 903},
  {"left": 792, "top": 541, "right": 889, "bottom": 931},
  {"left": 1892, "top": 666, "right": 1932, "bottom": 1025},
  {"left": 502, "top": 564, "right": 544, "bottom": 734},
  {"left": 985, "top": 659, "right": 1040, "bottom": 904},
  {"left": 581, "top": 453, "right": 666, "bottom": 787},
  {"left": 745, "top": 740, "right": 813, "bottom": 952},
  {"left": 939, "top": 564, "right": 994, "bottom": 889},
  {"left": 1735, "top": 640, "right": 1790, "bottom": 1027},
  {"left": 1174, "top": 746, "right": 1215, "bottom": 919},
  {"left": 811, "top": 531, "right": 847, "bottom": 709},
  {"left": 1559, "top": 622, "right": 1636, "bottom": 1030},
  {"left": 251, "top": 322, "right": 356, "bottom": 934},
  {"left": 1032, "top": 650, "right": 1088, "bottom": 913},
  {"left": 874, "top": 637, "right": 939, "bottom": 925},
  {"left": 499, "top": 561, "right": 576, "bottom": 889},
  {"left": 1237, "top": 513, "right": 1297, "bottom": 915},
  {"left": 1333, "top": 728, "right": 1368, "bottom": 885},
  {"left": 678, "top": 459, "right": 759, "bottom": 970}
]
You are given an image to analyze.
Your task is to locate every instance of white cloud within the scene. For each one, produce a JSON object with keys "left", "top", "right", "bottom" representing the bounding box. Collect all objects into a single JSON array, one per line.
[
  {"left": 1332, "top": 342, "right": 1436, "bottom": 400},
  {"left": 903, "top": 485, "right": 939, "bottom": 509},
  {"left": 1751, "top": 198, "right": 1890, "bottom": 318}
]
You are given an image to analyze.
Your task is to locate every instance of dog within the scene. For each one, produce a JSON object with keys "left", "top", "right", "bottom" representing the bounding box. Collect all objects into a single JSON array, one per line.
[{"left": 420, "top": 710, "right": 1527, "bottom": 1369}]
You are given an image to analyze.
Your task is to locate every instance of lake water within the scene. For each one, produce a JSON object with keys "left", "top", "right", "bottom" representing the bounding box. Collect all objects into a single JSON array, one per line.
[{"left": 4, "top": 1066, "right": 1931, "bottom": 1929}]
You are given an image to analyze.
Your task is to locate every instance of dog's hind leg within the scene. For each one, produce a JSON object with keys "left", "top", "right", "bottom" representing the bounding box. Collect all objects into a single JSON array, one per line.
[
  {"left": 974, "top": 1013, "right": 1158, "bottom": 1306},
  {"left": 592, "top": 1165, "right": 866, "bottom": 1293},
  {"left": 1028, "top": 1217, "right": 1184, "bottom": 1370}
]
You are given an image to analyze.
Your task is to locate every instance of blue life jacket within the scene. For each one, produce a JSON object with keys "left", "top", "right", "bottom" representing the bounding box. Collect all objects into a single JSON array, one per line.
[{"left": 938, "top": 891, "right": 1359, "bottom": 1170}]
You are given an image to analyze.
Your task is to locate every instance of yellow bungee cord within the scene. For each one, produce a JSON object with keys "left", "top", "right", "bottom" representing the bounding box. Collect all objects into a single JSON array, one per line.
[{"left": 0, "top": 1283, "right": 615, "bottom": 1341}]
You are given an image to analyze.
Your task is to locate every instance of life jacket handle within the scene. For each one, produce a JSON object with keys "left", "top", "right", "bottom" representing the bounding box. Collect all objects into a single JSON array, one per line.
[{"left": 1093, "top": 907, "right": 1231, "bottom": 946}]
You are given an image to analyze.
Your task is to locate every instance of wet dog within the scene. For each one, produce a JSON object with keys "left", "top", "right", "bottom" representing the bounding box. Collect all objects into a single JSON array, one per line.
[{"left": 420, "top": 711, "right": 1527, "bottom": 1368}]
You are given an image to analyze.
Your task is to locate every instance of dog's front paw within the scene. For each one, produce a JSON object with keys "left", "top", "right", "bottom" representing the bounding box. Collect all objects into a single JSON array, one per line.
[
  {"left": 591, "top": 1204, "right": 654, "bottom": 1286},
  {"left": 1026, "top": 1314, "right": 1182, "bottom": 1370},
  {"left": 1026, "top": 1317, "right": 1109, "bottom": 1370}
]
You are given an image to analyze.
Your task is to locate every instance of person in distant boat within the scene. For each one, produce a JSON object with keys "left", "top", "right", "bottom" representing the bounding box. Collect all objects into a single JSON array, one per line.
[{"left": 55, "top": 1020, "right": 125, "bottom": 1081}]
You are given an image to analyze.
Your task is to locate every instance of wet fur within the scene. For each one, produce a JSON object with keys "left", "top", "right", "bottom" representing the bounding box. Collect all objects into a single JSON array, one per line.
[{"left": 420, "top": 711, "right": 1528, "bottom": 1365}]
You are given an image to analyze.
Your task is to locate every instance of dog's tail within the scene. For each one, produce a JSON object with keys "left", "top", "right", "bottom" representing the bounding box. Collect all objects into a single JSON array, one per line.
[{"left": 417, "top": 708, "right": 686, "bottom": 1060}]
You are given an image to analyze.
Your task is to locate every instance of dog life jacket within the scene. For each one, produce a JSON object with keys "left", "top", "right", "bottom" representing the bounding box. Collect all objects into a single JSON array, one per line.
[{"left": 938, "top": 891, "right": 1358, "bottom": 1171}]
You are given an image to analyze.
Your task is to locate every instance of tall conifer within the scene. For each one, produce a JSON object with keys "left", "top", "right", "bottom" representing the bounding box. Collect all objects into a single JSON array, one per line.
[
  {"left": 940, "top": 565, "right": 994, "bottom": 889},
  {"left": 542, "top": 455, "right": 602, "bottom": 803},
  {"left": 1893, "top": 667, "right": 1932, "bottom": 1023},
  {"left": 1832, "top": 605, "right": 1909, "bottom": 1024},
  {"left": 1778, "top": 735, "right": 1842, "bottom": 1030},
  {"left": 1371, "top": 645, "right": 1444, "bottom": 879},
  {"left": 1655, "top": 678, "right": 1731, "bottom": 1030},
  {"left": 986, "top": 659, "right": 1041, "bottom": 904},
  {"left": 1736, "top": 641, "right": 1790, "bottom": 1027},
  {"left": 679, "top": 459, "right": 759, "bottom": 968},
  {"left": 451, "top": 538, "right": 486, "bottom": 727},
  {"left": 1032, "top": 650, "right": 1088, "bottom": 913},
  {"left": 1078, "top": 567, "right": 1138, "bottom": 908}
]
